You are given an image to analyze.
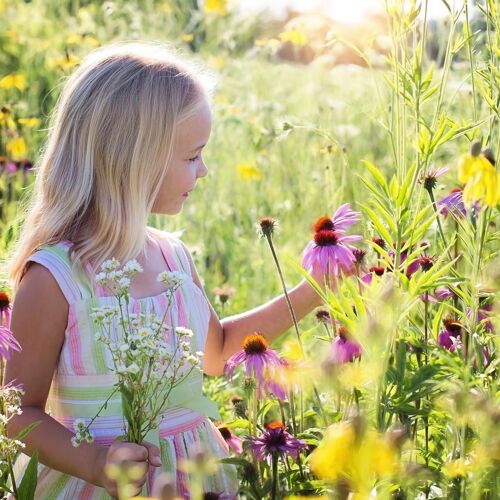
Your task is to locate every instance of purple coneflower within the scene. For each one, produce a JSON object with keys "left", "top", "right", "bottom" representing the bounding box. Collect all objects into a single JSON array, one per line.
[
  {"left": 0, "top": 325, "right": 21, "bottom": 361},
  {"left": 421, "top": 166, "right": 449, "bottom": 191},
  {"left": 329, "top": 326, "right": 362, "bottom": 363},
  {"left": 217, "top": 426, "right": 243, "bottom": 454},
  {"left": 423, "top": 287, "right": 455, "bottom": 303},
  {"left": 302, "top": 227, "right": 362, "bottom": 277},
  {"left": 224, "top": 333, "right": 286, "bottom": 400},
  {"left": 437, "top": 319, "right": 462, "bottom": 352},
  {"left": 0, "top": 292, "right": 11, "bottom": 328},
  {"left": 329, "top": 203, "right": 361, "bottom": 232},
  {"left": 406, "top": 256, "right": 434, "bottom": 278},
  {"left": 249, "top": 421, "right": 306, "bottom": 461},
  {"left": 361, "top": 266, "right": 386, "bottom": 284},
  {"left": 437, "top": 188, "right": 467, "bottom": 218}
]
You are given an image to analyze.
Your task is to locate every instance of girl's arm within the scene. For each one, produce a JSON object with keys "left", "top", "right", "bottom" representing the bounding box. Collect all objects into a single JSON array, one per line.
[
  {"left": 181, "top": 244, "right": 324, "bottom": 376},
  {"left": 4, "top": 264, "right": 108, "bottom": 485},
  {"left": 3, "top": 264, "right": 161, "bottom": 495}
]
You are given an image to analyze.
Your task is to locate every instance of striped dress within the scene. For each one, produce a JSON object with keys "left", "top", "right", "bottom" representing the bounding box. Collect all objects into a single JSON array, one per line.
[{"left": 14, "top": 229, "right": 238, "bottom": 499}]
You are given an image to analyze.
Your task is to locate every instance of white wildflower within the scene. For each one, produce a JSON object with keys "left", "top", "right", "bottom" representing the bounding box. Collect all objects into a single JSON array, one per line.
[
  {"left": 101, "top": 258, "right": 120, "bottom": 272},
  {"left": 123, "top": 259, "right": 143, "bottom": 275},
  {"left": 175, "top": 327, "right": 193, "bottom": 338}
]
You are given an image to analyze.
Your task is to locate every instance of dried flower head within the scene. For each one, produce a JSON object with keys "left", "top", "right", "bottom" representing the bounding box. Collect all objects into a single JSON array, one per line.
[
  {"left": 212, "top": 285, "right": 236, "bottom": 305},
  {"left": 256, "top": 217, "right": 279, "bottom": 238}
]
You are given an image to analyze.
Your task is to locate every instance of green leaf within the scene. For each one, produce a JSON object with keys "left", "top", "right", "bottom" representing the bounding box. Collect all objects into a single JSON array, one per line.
[
  {"left": 17, "top": 451, "right": 39, "bottom": 500},
  {"left": 362, "top": 160, "right": 389, "bottom": 194},
  {"left": 361, "top": 205, "right": 394, "bottom": 246}
]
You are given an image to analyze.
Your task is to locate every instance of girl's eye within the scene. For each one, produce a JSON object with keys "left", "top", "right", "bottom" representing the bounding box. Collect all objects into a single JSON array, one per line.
[{"left": 188, "top": 154, "right": 200, "bottom": 163}]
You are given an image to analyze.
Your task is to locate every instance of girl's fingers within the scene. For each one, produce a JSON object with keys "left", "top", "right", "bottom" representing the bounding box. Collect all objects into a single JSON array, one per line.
[{"left": 141, "top": 440, "right": 162, "bottom": 467}]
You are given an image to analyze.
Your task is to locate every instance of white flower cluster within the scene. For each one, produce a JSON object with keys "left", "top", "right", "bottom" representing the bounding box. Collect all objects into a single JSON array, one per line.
[
  {"left": 96, "top": 258, "right": 143, "bottom": 296},
  {"left": 71, "top": 418, "right": 94, "bottom": 447},
  {"left": 79, "top": 259, "right": 203, "bottom": 445},
  {"left": 157, "top": 270, "right": 186, "bottom": 290},
  {"left": 0, "top": 385, "right": 26, "bottom": 462}
]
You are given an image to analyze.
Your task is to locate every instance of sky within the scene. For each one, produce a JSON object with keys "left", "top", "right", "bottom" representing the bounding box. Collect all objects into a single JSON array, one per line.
[{"left": 238, "top": 0, "right": 454, "bottom": 24}]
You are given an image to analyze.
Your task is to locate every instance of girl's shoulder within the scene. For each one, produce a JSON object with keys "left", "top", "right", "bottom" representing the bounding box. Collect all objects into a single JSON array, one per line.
[{"left": 146, "top": 226, "right": 192, "bottom": 271}]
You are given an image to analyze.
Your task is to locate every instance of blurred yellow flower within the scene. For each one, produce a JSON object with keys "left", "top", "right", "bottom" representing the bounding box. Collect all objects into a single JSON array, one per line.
[
  {"left": 18, "top": 117, "right": 41, "bottom": 128},
  {"left": 337, "top": 361, "right": 381, "bottom": 389},
  {"left": 0, "top": 108, "right": 16, "bottom": 130},
  {"left": 182, "top": 33, "right": 194, "bottom": 42},
  {"left": 0, "top": 73, "right": 26, "bottom": 91},
  {"left": 237, "top": 164, "right": 262, "bottom": 181},
  {"left": 279, "top": 29, "right": 309, "bottom": 46},
  {"left": 209, "top": 56, "right": 225, "bottom": 70},
  {"left": 47, "top": 54, "right": 80, "bottom": 71},
  {"left": 442, "top": 458, "right": 471, "bottom": 479},
  {"left": 6, "top": 137, "right": 27, "bottom": 161},
  {"left": 203, "top": 0, "right": 228, "bottom": 15},
  {"left": 161, "top": 1, "right": 173, "bottom": 12},
  {"left": 310, "top": 421, "right": 398, "bottom": 494},
  {"left": 458, "top": 151, "right": 500, "bottom": 207}
]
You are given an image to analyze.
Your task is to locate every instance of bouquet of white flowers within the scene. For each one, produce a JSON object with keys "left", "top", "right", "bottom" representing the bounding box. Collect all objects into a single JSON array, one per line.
[{"left": 73, "top": 258, "right": 203, "bottom": 446}]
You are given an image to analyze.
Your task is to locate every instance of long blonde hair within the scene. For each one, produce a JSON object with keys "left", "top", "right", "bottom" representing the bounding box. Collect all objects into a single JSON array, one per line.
[{"left": 7, "top": 42, "right": 212, "bottom": 292}]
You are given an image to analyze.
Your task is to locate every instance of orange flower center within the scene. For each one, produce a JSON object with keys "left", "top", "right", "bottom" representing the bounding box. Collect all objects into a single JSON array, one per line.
[
  {"left": 314, "top": 216, "right": 334, "bottom": 232},
  {"left": 266, "top": 421, "right": 285, "bottom": 430},
  {"left": 0, "top": 291, "right": 10, "bottom": 310},
  {"left": 242, "top": 333, "right": 268, "bottom": 354}
]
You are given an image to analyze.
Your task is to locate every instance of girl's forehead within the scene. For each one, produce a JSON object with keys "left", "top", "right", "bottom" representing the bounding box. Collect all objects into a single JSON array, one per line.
[{"left": 177, "top": 100, "right": 212, "bottom": 151}]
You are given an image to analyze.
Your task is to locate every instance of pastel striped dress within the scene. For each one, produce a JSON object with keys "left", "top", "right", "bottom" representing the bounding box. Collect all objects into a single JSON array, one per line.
[{"left": 14, "top": 229, "right": 238, "bottom": 499}]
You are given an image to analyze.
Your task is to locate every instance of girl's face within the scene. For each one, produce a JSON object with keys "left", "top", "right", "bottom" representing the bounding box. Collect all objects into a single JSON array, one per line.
[{"left": 151, "top": 98, "right": 212, "bottom": 215}]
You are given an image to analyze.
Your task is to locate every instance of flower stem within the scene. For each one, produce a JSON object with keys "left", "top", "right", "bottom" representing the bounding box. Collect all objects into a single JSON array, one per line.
[
  {"left": 271, "top": 453, "right": 279, "bottom": 500},
  {"left": 263, "top": 233, "right": 328, "bottom": 427}
]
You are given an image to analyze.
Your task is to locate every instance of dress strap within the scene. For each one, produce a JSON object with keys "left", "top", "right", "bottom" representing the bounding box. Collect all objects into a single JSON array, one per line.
[
  {"left": 25, "top": 243, "right": 94, "bottom": 304},
  {"left": 148, "top": 228, "right": 192, "bottom": 276}
]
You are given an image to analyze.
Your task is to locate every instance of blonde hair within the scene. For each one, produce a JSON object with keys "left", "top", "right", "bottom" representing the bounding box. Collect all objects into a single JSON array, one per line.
[{"left": 7, "top": 41, "right": 212, "bottom": 292}]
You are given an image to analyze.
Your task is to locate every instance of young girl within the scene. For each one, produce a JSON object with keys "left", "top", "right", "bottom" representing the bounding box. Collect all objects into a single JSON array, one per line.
[{"left": 4, "top": 42, "right": 323, "bottom": 499}]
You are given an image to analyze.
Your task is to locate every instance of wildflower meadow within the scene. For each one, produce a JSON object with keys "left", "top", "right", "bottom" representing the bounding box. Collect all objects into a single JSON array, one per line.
[{"left": 0, "top": 0, "right": 499, "bottom": 499}]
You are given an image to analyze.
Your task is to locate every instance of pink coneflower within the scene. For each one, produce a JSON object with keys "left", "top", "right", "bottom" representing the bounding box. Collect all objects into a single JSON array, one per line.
[
  {"left": 424, "top": 287, "right": 455, "bottom": 303},
  {"left": 224, "top": 334, "right": 286, "bottom": 400},
  {"left": 361, "top": 265, "right": 386, "bottom": 284},
  {"left": 421, "top": 166, "right": 449, "bottom": 191},
  {"left": 406, "top": 256, "right": 434, "bottom": 278},
  {"left": 302, "top": 228, "right": 362, "bottom": 277},
  {"left": 329, "top": 326, "right": 362, "bottom": 363},
  {"left": 217, "top": 426, "right": 243, "bottom": 454},
  {"left": 330, "top": 203, "right": 361, "bottom": 232},
  {"left": 0, "top": 292, "right": 11, "bottom": 328},
  {"left": 437, "top": 319, "right": 462, "bottom": 352},
  {"left": 0, "top": 325, "right": 21, "bottom": 360},
  {"left": 249, "top": 421, "right": 306, "bottom": 461},
  {"left": 437, "top": 188, "right": 467, "bottom": 218}
]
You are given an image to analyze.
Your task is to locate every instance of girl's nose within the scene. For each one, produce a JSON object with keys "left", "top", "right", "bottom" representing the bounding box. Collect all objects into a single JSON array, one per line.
[{"left": 197, "top": 160, "right": 208, "bottom": 179}]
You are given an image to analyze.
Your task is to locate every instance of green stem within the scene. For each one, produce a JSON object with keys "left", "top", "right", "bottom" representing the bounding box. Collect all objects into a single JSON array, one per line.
[{"left": 271, "top": 453, "right": 279, "bottom": 500}]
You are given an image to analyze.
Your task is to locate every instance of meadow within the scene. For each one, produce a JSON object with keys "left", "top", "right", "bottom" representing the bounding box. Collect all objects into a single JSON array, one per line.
[{"left": 0, "top": 0, "right": 499, "bottom": 499}]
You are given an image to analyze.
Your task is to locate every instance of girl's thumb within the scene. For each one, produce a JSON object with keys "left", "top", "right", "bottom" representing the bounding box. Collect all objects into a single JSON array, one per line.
[{"left": 141, "top": 440, "right": 162, "bottom": 467}]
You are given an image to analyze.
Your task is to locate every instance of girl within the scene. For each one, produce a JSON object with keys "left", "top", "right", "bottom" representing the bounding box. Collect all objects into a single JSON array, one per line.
[{"left": 4, "top": 42, "right": 324, "bottom": 499}]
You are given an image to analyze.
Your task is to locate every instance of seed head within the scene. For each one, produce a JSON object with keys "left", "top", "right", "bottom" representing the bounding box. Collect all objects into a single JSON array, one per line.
[
  {"left": 242, "top": 333, "right": 268, "bottom": 354},
  {"left": 257, "top": 217, "right": 279, "bottom": 238},
  {"left": 481, "top": 148, "right": 495, "bottom": 166},
  {"left": 314, "top": 229, "right": 338, "bottom": 246},
  {"left": 470, "top": 140, "right": 482, "bottom": 157},
  {"left": 313, "top": 216, "right": 335, "bottom": 232}
]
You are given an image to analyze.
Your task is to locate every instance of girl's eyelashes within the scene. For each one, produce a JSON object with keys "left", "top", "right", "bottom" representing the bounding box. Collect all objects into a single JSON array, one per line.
[{"left": 187, "top": 154, "right": 201, "bottom": 163}]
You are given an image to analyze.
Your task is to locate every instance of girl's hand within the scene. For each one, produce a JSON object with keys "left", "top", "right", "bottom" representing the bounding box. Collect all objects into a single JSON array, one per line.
[
  {"left": 94, "top": 439, "right": 162, "bottom": 498},
  {"left": 309, "top": 265, "right": 339, "bottom": 294}
]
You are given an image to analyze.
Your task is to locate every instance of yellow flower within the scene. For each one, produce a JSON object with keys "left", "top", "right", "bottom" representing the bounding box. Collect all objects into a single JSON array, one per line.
[
  {"left": 47, "top": 54, "right": 81, "bottom": 71},
  {"left": 236, "top": 163, "right": 262, "bottom": 181},
  {"left": 310, "top": 421, "right": 398, "bottom": 493},
  {"left": 6, "top": 137, "right": 27, "bottom": 161},
  {"left": 182, "top": 33, "right": 194, "bottom": 42},
  {"left": 0, "top": 108, "right": 16, "bottom": 130},
  {"left": 209, "top": 56, "right": 225, "bottom": 70},
  {"left": 18, "top": 117, "right": 41, "bottom": 128},
  {"left": 0, "top": 73, "right": 26, "bottom": 91},
  {"left": 442, "top": 458, "right": 471, "bottom": 479},
  {"left": 458, "top": 154, "right": 500, "bottom": 207},
  {"left": 161, "top": 1, "right": 173, "bottom": 12},
  {"left": 279, "top": 29, "right": 308, "bottom": 46},
  {"left": 203, "top": 0, "right": 228, "bottom": 16}
]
